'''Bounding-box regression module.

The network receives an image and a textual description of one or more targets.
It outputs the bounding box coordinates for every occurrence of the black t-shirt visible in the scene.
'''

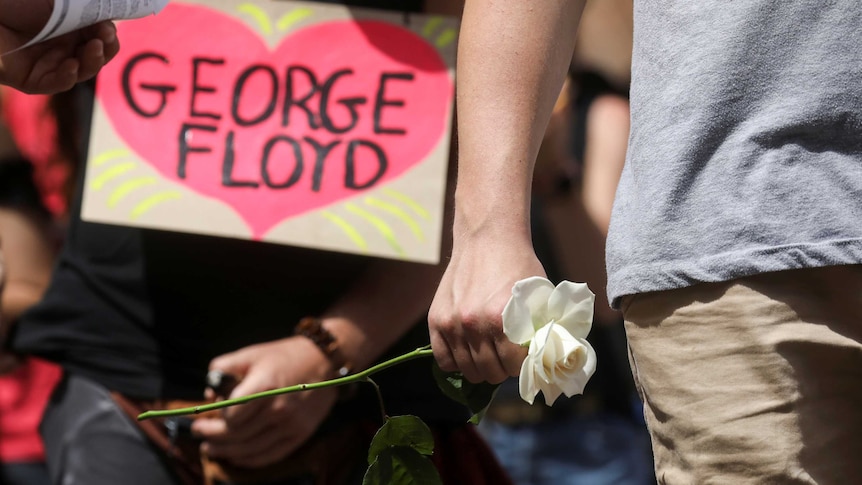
[11,0,465,423]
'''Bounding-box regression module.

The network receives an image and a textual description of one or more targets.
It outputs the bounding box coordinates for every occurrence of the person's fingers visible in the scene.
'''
[83,21,119,66]
[75,38,105,82]
[445,326,482,383]
[466,334,509,384]
[26,50,77,94]
[92,21,119,50]
[99,22,120,62]
[207,350,250,395]
[192,406,277,445]
[190,417,229,440]
[430,299,509,382]
[32,60,78,94]
[496,337,528,377]
[218,372,271,426]
[222,398,287,444]
[429,319,457,372]
[205,420,304,468]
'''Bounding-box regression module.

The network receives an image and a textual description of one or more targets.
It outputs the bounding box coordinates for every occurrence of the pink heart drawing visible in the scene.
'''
[97,3,452,238]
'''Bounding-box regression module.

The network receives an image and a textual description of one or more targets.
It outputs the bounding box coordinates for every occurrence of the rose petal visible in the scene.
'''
[546,325,583,381]
[502,277,555,345]
[518,354,540,405]
[531,323,555,384]
[556,339,597,397]
[532,323,566,406]
[548,281,595,338]
[537,378,564,406]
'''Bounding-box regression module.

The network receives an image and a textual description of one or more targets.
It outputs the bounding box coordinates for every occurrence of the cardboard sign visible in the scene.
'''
[82,0,457,263]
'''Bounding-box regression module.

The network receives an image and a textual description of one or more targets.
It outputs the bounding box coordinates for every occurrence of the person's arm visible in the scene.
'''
[428,0,586,384]
[0,0,119,94]
[0,210,53,323]
[0,207,55,373]
[189,258,448,468]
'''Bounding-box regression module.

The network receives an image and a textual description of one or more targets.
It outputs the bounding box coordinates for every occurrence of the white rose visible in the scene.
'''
[502,276,597,406]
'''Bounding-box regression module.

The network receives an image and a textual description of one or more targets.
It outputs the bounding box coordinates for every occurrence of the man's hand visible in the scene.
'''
[191,337,338,469]
[429,231,544,385]
[0,0,119,94]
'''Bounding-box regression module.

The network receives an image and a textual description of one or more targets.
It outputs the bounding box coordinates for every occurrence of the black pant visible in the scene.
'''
[40,374,183,485]
[0,463,51,485]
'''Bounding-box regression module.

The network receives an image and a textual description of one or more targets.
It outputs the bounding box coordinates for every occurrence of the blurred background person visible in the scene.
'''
[0,88,63,485]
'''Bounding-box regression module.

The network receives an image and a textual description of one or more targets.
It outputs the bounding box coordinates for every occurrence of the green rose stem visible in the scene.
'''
[137,347,434,421]
[365,377,388,422]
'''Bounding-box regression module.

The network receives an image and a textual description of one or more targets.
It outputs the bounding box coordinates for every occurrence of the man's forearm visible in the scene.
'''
[321,259,446,370]
[453,0,585,239]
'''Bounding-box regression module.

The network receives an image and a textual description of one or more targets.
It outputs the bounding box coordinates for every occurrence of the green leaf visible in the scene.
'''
[432,362,500,424]
[367,415,435,465]
[363,446,443,485]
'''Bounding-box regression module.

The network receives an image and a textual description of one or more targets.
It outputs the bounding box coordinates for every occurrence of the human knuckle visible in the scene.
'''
[459,311,486,331]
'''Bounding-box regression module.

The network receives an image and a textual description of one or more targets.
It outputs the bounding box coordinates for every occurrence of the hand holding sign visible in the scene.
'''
[0,0,120,93]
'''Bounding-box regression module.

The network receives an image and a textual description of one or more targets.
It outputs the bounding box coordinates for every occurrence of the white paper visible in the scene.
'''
[18,0,169,51]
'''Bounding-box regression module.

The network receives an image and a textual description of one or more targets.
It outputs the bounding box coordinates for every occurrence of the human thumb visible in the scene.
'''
[206,351,250,399]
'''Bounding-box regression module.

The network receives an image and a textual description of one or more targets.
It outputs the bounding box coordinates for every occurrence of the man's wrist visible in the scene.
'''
[452,201,533,248]
[453,182,532,238]
[294,317,352,378]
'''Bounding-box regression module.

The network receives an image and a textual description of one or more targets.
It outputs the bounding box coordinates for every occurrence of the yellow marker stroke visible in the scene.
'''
[108,177,158,208]
[130,191,182,219]
[381,188,429,220]
[422,17,443,38]
[92,148,131,167]
[345,203,404,256]
[436,28,457,48]
[238,3,272,35]
[322,211,368,251]
[277,8,313,32]
[364,196,423,242]
[90,162,137,190]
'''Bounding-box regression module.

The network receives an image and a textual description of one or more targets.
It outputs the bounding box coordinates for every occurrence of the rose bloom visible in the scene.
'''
[502,277,597,405]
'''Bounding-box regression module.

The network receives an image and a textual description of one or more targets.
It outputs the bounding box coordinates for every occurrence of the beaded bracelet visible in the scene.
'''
[294,316,352,378]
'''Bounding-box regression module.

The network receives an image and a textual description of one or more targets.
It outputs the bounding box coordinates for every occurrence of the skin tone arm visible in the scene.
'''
[0,0,119,94]
[0,209,55,373]
[0,210,54,324]
[428,0,586,384]
[190,258,451,468]
[581,95,629,238]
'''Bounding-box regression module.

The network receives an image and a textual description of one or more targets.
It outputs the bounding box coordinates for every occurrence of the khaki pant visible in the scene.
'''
[622,265,862,484]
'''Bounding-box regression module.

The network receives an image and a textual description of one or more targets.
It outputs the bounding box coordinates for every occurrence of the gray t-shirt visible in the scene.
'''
[606,1,862,307]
